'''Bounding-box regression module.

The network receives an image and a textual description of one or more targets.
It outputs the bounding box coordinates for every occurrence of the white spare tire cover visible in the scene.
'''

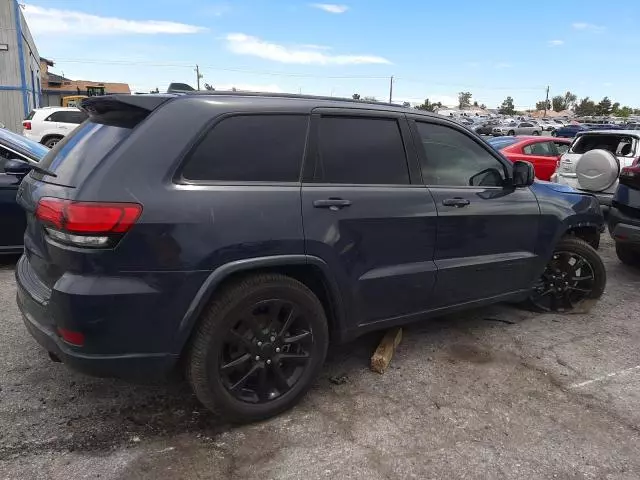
[575,149,620,192]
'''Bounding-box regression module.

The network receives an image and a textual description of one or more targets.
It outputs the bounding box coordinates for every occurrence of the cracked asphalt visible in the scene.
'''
[1,234,640,479]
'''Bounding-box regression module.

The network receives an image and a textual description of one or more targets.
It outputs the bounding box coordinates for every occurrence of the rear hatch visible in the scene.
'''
[17,94,173,291]
[557,132,638,188]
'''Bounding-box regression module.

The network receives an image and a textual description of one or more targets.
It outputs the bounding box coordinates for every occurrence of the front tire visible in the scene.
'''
[615,242,640,266]
[527,237,606,312]
[187,273,329,422]
[532,130,540,136]
[551,131,558,137]
[508,130,515,136]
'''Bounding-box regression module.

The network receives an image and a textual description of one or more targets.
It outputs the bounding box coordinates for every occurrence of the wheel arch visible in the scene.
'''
[40,133,63,146]
[175,255,348,356]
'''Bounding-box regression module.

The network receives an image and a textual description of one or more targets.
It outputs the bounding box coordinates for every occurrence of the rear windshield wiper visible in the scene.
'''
[31,164,57,177]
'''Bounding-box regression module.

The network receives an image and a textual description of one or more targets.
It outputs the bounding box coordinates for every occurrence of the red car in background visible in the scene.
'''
[487,136,572,181]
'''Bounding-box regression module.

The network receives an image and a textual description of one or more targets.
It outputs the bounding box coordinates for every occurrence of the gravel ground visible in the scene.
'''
[1,234,639,479]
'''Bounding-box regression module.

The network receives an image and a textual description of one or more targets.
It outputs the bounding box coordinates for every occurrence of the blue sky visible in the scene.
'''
[21,0,640,109]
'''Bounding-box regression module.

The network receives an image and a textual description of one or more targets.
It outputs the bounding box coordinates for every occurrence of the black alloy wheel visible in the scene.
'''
[188,274,328,422]
[219,299,314,404]
[528,238,606,312]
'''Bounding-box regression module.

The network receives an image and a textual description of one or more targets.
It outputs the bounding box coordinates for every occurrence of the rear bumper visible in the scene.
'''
[15,254,197,379]
[552,174,613,212]
[609,206,640,245]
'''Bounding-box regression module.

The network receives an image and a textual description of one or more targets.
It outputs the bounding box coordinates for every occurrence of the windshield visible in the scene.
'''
[487,136,518,150]
[0,128,48,161]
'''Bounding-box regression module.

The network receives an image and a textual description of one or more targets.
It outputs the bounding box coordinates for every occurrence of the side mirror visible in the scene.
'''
[513,160,535,187]
[4,158,32,176]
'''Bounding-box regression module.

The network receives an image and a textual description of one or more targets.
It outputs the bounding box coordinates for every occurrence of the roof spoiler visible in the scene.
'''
[80,95,174,128]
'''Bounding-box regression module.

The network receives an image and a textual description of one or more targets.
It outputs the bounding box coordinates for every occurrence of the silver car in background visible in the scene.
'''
[492,121,542,136]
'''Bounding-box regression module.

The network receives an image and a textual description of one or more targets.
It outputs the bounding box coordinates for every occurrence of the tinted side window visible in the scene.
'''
[58,111,88,124]
[313,116,409,184]
[416,122,506,187]
[182,115,308,182]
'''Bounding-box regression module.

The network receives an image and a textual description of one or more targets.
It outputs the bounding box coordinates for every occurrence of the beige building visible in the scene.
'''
[40,57,131,107]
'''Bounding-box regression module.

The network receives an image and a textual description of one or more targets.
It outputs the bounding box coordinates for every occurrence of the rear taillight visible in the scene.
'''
[619,166,640,189]
[35,197,142,248]
[57,327,85,346]
[22,121,31,130]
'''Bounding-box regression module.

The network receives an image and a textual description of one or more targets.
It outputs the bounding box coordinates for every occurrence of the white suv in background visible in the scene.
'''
[22,107,88,148]
[551,129,640,212]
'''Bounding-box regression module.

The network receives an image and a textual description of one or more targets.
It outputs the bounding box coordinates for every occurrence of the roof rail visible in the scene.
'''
[187,90,403,108]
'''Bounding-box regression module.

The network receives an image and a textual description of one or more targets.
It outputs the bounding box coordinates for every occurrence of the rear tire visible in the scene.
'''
[508,130,515,136]
[533,130,540,136]
[551,131,558,137]
[187,273,329,423]
[526,237,606,312]
[615,243,640,266]
[43,136,62,148]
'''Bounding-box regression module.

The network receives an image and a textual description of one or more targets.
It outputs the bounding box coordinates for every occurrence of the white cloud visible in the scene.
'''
[22,4,207,35]
[310,3,349,13]
[572,22,605,32]
[548,39,564,46]
[225,33,391,65]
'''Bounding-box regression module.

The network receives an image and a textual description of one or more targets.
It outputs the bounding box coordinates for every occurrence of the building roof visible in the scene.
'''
[40,57,54,67]
[47,72,71,84]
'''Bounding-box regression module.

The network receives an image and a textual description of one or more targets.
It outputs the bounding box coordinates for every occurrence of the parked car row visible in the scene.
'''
[9,92,607,423]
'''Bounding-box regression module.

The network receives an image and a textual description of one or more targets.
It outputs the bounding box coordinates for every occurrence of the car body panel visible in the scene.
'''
[0,128,47,253]
[23,107,87,145]
[13,93,606,378]
[492,122,542,136]
[554,130,640,201]
[498,136,571,181]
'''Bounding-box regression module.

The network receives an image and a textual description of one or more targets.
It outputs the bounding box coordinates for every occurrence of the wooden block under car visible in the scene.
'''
[370,327,403,374]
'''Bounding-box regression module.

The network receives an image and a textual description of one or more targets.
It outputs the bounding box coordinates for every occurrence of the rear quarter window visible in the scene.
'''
[181,114,309,183]
[570,134,637,156]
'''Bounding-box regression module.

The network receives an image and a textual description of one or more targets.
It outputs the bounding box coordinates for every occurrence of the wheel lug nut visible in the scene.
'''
[275,347,281,353]
[255,356,260,361]
[266,359,272,365]
[257,341,262,347]
[270,336,276,342]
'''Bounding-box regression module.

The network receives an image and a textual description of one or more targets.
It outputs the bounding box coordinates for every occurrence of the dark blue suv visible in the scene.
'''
[15,93,606,421]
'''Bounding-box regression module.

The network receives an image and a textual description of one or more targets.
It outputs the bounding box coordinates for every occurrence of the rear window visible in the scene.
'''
[570,134,636,157]
[25,110,35,121]
[33,122,131,186]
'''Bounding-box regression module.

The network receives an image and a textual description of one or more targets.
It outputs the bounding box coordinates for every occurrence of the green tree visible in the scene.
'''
[552,95,565,112]
[536,100,551,111]
[203,83,215,91]
[363,96,378,102]
[564,91,577,110]
[473,100,479,107]
[499,96,515,115]
[352,93,361,100]
[574,97,596,116]
[480,103,486,109]
[611,102,621,115]
[595,97,612,116]
[618,106,633,117]
[458,91,472,109]
[415,98,442,112]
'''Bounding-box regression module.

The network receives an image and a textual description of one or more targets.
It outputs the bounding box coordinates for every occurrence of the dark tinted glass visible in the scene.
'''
[523,141,555,156]
[313,116,409,184]
[182,115,308,182]
[416,122,506,187]
[49,110,87,124]
[34,122,131,186]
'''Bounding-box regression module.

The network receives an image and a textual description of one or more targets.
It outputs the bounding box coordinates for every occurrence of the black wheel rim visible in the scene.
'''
[529,250,596,312]
[218,299,314,404]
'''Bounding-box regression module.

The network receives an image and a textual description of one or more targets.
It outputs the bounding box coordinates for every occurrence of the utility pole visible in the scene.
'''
[543,85,549,117]
[195,65,203,90]
[389,76,394,103]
